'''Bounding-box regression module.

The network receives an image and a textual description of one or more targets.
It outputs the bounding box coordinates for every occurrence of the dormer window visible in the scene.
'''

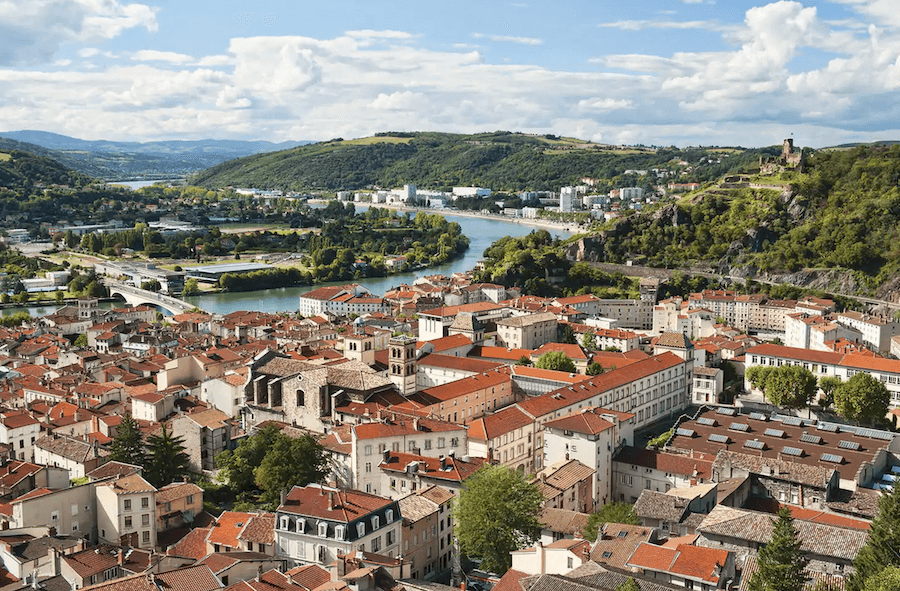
[318,523,328,537]
[385,510,394,524]
[279,516,290,530]
[357,523,366,537]
[371,516,380,530]
[335,525,345,540]
[296,518,305,533]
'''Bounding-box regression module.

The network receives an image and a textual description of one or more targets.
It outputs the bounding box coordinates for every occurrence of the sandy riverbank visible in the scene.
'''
[308,200,585,235]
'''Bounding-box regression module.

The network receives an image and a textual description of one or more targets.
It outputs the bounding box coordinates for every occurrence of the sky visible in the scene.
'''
[1,0,899,147]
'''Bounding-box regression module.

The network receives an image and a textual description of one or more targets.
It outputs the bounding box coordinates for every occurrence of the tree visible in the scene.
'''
[182,278,200,296]
[109,413,146,467]
[516,355,533,367]
[535,351,576,373]
[141,279,161,292]
[834,373,891,425]
[581,331,596,350]
[817,376,842,408]
[54,290,64,304]
[582,502,639,541]
[615,580,640,591]
[561,324,576,344]
[861,567,900,591]
[74,334,88,348]
[762,365,817,409]
[848,485,900,591]
[145,424,191,487]
[255,434,330,508]
[454,465,543,573]
[217,424,282,493]
[746,366,774,393]
[647,429,673,449]
[586,361,604,376]
[748,506,809,591]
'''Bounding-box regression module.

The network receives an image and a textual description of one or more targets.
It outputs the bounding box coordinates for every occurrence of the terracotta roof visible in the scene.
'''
[238,513,275,544]
[166,527,211,559]
[653,332,693,349]
[534,460,595,496]
[277,485,393,522]
[544,407,617,436]
[614,446,714,480]
[417,485,455,506]
[590,523,657,568]
[379,452,485,483]
[352,416,465,440]
[62,545,120,578]
[285,565,330,590]
[668,544,730,583]
[531,342,588,361]
[154,564,222,591]
[207,511,253,548]
[625,542,677,573]
[155,482,203,504]
[419,302,504,318]
[416,354,503,374]
[467,406,534,441]
[415,369,510,404]
[538,507,590,537]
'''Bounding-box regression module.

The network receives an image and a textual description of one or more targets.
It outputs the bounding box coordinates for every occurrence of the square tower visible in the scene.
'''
[389,335,417,396]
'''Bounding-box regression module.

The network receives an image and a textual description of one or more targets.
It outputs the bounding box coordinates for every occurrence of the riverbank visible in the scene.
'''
[310,200,585,235]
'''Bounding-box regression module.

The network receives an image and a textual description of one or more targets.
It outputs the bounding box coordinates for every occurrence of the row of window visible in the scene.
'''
[364,439,459,455]
[278,511,394,537]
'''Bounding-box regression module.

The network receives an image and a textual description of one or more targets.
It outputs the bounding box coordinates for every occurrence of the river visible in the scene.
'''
[181,212,575,315]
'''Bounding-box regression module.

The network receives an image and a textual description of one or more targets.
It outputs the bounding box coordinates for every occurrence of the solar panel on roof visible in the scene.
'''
[782,446,803,457]
[709,433,730,444]
[800,434,822,445]
[816,423,839,432]
[839,440,861,451]
[821,453,844,464]
[697,417,717,426]
[676,428,695,437]
[853,427,893,441]
[764,428,785,438]
[744,440,766,450]
[729,423,750,432]
[782,417,803,427]
[749,412,768,421]
[716,407,737,416]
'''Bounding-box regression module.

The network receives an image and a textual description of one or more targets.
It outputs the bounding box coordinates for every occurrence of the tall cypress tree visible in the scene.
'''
[749,506,809,591]
[145,424,191,487]
[848,485,900,591]
[109,413,146,468]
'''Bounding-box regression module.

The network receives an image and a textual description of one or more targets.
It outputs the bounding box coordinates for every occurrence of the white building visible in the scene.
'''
[835,311,900,353]
[274,484,402,566]
[559,187,577,213]
[95,473,157,549]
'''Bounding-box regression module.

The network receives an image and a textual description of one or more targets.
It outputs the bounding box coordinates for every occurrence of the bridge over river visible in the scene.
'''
[102,279,198,315]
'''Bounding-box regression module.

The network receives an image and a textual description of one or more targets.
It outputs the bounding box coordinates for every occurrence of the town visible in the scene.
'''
[0,251,891,591]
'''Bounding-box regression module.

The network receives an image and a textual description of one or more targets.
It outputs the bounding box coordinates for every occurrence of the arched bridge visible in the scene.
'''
[102,280,199,315]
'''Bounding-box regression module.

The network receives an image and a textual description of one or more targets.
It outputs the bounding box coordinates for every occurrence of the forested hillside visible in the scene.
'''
[564,145,900,296]
[192,131,775,192]
[0,149,92,190]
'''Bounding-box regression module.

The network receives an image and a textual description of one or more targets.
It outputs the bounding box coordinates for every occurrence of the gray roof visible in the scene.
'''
[35,436,109,463]
[11,536,81,562]
[633,490,690,523]
[398,494,438,524]
[256,356,392,392]
[496,312,557,328]
[696,505,868,561]
[712,450,835,489]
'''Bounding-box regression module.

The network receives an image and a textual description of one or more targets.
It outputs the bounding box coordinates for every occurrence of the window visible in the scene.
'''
[371,516,380,530]
[365,462,372,473]
[318,523,328,537]
[141,497,149,509]
[296,390,305,406]
[335,526,345,540]
[386,509,394,523]
[424,440,432,450]
[142,514,149,526]
[357,523,366,537]
[187,495,194,504]
[124,499,132,511]
[365,445,372,456]
[71,504,78,516]
[386,530,395,545]
[280,516,290,530]
[124,516,132,529]
[371,536,381,553]
[438,437,445,449]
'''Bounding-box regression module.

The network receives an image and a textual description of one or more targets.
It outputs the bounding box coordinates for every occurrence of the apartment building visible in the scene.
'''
[95,474,157,549]
[835,311,900,353]
[496,313,558,350]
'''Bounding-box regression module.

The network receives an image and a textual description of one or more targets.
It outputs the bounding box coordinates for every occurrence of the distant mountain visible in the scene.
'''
[191,130,764,192]
[0,130,314,181]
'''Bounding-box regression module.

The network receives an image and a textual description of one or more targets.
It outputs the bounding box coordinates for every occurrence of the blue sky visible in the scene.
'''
[1,0,898,147]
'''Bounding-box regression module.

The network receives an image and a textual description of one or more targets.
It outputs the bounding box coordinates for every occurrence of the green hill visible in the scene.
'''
[560,144,900,297]
[0,147,92,190]
[191,131,774,192]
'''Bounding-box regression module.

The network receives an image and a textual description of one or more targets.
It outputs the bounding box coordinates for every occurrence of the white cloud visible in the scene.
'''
[0,0,157,65]
[577,98,634,111]
[472,33,542,46]
[370,91,427,110]
[131,50,194,64]
[598,20,731,32]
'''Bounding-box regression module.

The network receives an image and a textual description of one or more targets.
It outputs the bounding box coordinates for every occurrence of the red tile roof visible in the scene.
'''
[467,406,534,441]
[669,544,731,583]
[167,527,211,559]
[544,407,618,435]
[207,511,253,548]
[278,485,392,522]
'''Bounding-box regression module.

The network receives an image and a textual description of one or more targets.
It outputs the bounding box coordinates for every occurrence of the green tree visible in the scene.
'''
[182,278,200,296]
[454,465,543,573]
[586,361,604,376]
[141,279,161,292]
[217,424,283,492]
[561,324,576,344]
[615,580,640,591]
[255,433,330,508]
[861,567,900,591]
[54,290,64,304]
[848,486,900,591]
[535,351,576,373]
[516,355,533,367]
[74,333,88,347]
[109,413,146,467]
[817,376,842,408]
[145,424,191,487]
[582,502,639,542]
[748,506,809,591]
[581,331,596,350]
[834,373,891,425]
[746,366,774,393]
[762,365,817,409]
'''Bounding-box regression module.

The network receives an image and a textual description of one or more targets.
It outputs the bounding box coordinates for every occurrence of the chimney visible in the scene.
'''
[413,418,419,431]
[280,489,287,506]
[256,565,263,583]
[92,439,99,459]
[117,548,124,566]
[538,541,545,574]
[383,449,390,463]
[440,457,447,470]
[328,491,335,511]
[48,547,59,576]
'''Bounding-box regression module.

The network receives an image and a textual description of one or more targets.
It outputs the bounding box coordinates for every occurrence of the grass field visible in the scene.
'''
[0,153,11,162]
